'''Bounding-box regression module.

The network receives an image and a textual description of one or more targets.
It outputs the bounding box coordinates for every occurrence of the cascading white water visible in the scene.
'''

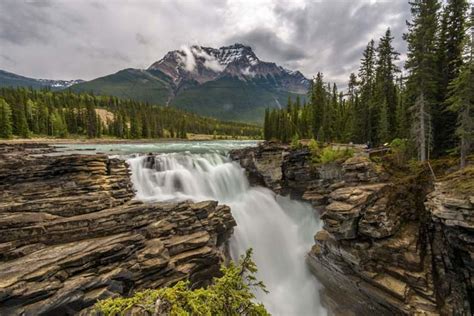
[128,151,327,316]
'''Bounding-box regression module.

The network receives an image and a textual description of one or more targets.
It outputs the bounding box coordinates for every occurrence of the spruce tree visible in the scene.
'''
[446,7,473,168]
[375,28,400,137]
[447,60,473,168]
[12,101,30,138]
[0,98,13,138]
[263,108,270,140]
[311,72,326,140]
[377,100,390,144]
[357,40,376,144]
[395,76,410,139]
[404,0,441,161]
[434,0,470,155]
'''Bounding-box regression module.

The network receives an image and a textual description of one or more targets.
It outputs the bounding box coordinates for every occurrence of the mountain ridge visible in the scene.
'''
[148,43,309,96]
[0,69,84,90]
[1,44,310,123]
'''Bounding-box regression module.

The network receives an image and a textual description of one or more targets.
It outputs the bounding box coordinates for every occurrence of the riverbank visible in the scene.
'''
[230,141,474,315]
[0,134,261,145]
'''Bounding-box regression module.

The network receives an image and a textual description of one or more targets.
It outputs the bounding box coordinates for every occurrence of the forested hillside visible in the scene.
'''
[265,0,472,165]
[70,44,309,123]
[0,87,261,139]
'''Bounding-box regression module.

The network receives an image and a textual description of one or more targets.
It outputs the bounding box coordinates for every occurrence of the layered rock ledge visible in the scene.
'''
[231,142,473,315]
[0,144,235,315]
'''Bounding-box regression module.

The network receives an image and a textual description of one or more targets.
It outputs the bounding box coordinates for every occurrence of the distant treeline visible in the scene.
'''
[0,87,262,139]
[265,0,473,166]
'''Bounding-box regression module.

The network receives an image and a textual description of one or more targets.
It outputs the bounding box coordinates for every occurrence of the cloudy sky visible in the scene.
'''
[0,0,411,85]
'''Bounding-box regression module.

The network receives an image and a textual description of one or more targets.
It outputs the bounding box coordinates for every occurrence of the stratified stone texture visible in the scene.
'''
[231,142,473,315]
[0,144,235,315]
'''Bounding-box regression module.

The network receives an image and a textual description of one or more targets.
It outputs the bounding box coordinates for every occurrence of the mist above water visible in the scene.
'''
[126,145,326,315]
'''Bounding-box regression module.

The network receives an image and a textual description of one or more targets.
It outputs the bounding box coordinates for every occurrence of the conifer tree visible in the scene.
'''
[395,76,410,139]
[446,7,473,168]
[357,40,376,144]
[447,60,473,168]
[434,0,470,155]
[404,0,440,161]
[263,108,270,140]
[311,72,326,140]
[324,83,338,141]
[292,96,300,137]
[11,100,30,138]
[377,100,390,144]
[0,98,13,138]
[375,28,400,136]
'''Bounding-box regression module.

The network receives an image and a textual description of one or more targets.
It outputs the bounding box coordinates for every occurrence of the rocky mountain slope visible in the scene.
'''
[71,44,310,123]
[230,142,473,315]
[0,144,235,315]
[0,69,83,90]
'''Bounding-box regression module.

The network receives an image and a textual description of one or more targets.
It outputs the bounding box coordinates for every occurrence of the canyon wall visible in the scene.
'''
[0,144,235,315]
[231,142,473,315]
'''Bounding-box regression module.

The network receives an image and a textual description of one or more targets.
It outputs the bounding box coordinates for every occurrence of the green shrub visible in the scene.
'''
[307,139,321,163]
[318,146,354,164]
[95,249,269,316]
[309,142,354,165]
[308,139,319,152]
[389,138,411,166]
[290,134,303,149]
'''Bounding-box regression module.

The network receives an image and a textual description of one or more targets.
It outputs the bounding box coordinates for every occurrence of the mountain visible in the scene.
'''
[0,69,84,90]
[71,44,310,123]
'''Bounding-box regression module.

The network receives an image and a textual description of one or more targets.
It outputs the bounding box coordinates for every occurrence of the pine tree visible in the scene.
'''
[348,73,361,142]
[37,102,49,135]
[85,103,97,138]
[434,0,470,155]
[292,96,300,137]
[324,83,338,141]
[446,7,473,168]
[12,101,30,138]
[0,98,13,138]
[25,99,39,134]
[357,40,376,144]
[51,109,68,137]
[263,108,270,140]
[375,28,400,137]
[447,60,473,168]
[395,76,410,139]
[377,99,390,144]
[311,72,326,140]
[404,0,441,161]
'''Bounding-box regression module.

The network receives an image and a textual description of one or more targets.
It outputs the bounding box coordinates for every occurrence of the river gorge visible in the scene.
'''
[0,140,472,315]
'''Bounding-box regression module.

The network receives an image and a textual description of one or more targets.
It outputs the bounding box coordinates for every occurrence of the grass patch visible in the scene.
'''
[307,139,354,165]
[441,166,474,196]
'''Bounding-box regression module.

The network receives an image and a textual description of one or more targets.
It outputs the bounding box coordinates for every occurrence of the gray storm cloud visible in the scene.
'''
[0,0,411,86]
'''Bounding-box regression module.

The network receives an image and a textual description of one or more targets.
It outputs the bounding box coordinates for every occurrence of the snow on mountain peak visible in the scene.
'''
[147,43,310,93]
[150,43,261,74]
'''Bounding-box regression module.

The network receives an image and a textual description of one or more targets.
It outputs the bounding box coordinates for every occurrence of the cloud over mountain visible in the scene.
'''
[0,0,410,86]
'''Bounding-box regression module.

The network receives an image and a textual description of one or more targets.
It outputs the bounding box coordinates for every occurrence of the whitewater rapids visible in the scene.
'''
[127,151,327,315]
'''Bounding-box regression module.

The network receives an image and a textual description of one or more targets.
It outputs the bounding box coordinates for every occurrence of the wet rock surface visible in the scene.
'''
[231,142,473,315]
[0,143,236,315]
[229,141,289,193]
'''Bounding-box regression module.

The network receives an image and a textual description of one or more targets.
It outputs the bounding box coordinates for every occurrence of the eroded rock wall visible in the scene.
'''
[231,142,473,315]
[0,144,236,315]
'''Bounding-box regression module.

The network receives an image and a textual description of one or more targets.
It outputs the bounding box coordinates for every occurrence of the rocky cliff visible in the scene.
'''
[231,142,473,315]
[0,144,235,315]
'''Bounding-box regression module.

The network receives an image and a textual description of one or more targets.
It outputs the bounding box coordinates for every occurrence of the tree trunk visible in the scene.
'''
[419,93,427,161]
[460,104,470,169]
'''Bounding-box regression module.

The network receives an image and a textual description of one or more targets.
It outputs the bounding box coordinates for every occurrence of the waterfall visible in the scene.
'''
[128,152,327,316]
